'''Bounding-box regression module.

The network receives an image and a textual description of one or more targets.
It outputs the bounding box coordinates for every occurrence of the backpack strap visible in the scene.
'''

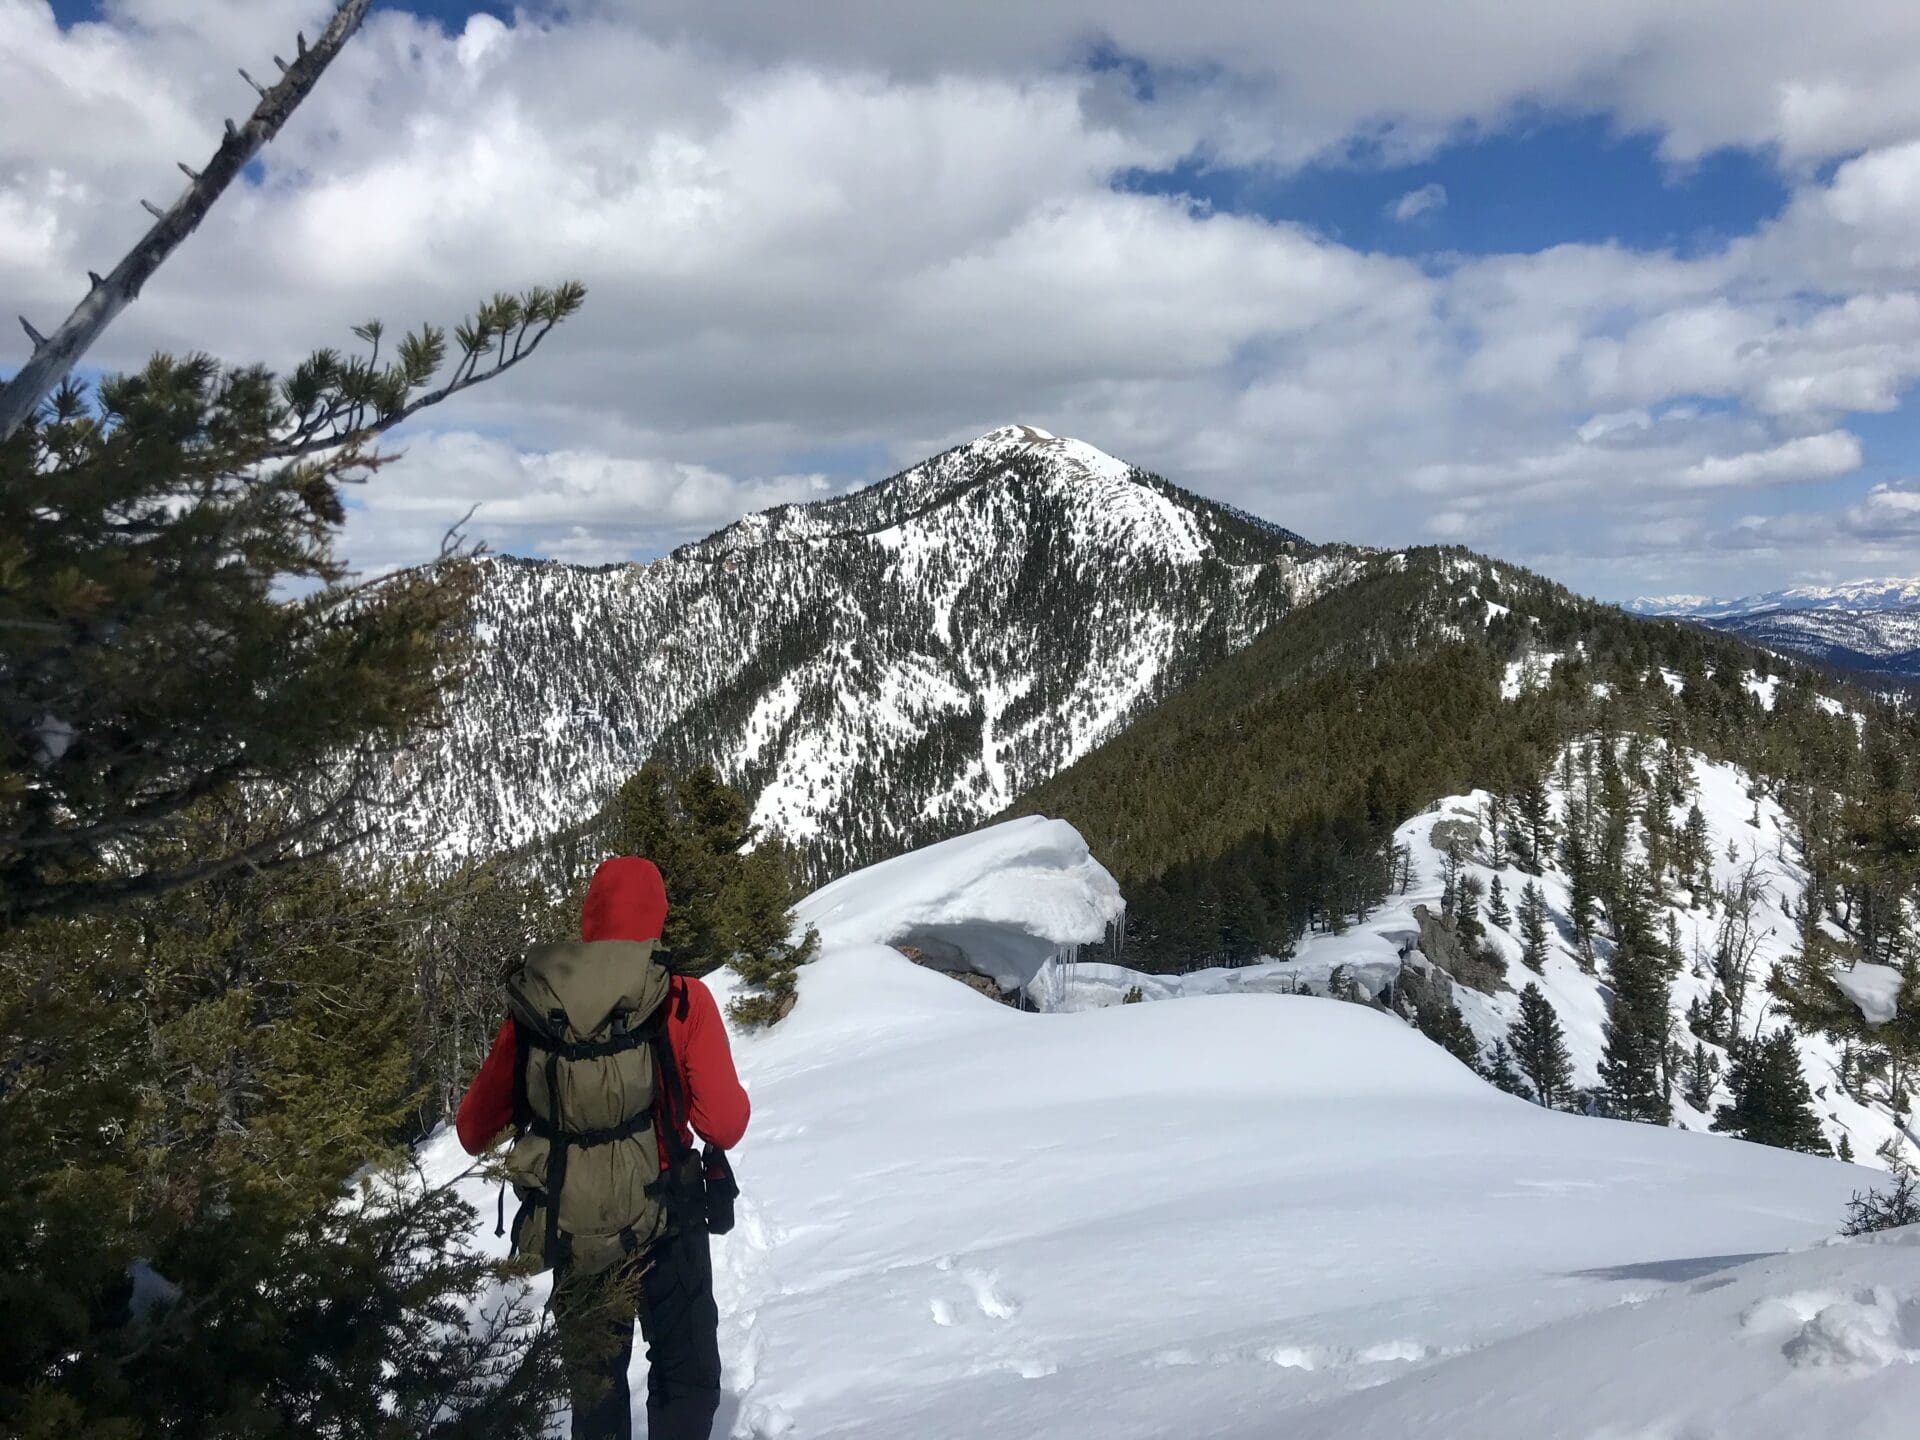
[497,1019,535,1239]
[642,984,705,1230]
[539,1009,571,1272]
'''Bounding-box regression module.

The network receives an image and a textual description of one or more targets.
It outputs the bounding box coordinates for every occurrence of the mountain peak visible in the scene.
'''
[965,423,1134,488]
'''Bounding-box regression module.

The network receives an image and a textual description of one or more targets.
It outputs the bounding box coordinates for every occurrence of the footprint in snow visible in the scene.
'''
[1744,1286,1920,1371]
[1259,1339,1442,1372]
[963,1269,1020,1320]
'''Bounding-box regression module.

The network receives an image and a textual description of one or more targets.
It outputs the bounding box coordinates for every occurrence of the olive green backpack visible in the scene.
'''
[496,936,701,1276]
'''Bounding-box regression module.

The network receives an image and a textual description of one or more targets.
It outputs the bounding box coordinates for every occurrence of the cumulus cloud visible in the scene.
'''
[5,2,1920,590]
[1388,183,1447,223]
[340,431,835,570]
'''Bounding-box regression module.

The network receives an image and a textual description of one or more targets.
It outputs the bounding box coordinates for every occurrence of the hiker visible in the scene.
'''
[457,856,750,1440]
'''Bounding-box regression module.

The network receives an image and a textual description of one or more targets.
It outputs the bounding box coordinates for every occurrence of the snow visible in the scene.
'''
[1059,955,1401,1009]
[1282,1228,1920,1439]
[1839,963,1904,1025]
[1061,747,1916,1170]
[1645,577,1920,618]
[790,816,1124,991]
[1501,650,1561,699]
[425,935,1899,1438]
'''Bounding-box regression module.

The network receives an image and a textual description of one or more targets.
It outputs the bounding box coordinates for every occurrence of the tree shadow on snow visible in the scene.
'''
[1568,1252,1775,1284]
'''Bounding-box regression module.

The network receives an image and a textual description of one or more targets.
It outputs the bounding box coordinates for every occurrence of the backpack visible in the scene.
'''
[497,936,702,1276]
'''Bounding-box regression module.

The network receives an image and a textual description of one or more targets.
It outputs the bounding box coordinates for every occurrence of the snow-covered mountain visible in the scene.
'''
[390,426,1358,874]
[421,819,1907,1437]
[1632,579,1920,618]
[1632,581,1920,679]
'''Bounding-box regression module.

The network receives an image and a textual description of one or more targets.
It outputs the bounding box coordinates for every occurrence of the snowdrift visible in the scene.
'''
[426,934,1903,1437]
[790,815,1124,991]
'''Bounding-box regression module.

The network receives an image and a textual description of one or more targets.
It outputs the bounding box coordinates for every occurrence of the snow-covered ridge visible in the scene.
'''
[420,816,1895,1436]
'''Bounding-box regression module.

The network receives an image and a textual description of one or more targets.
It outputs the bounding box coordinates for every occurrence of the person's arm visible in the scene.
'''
[455,1017,517,1155]
[678,980,751,1149]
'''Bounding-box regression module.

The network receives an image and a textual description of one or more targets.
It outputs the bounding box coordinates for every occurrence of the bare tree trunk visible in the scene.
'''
[0,0,373,440]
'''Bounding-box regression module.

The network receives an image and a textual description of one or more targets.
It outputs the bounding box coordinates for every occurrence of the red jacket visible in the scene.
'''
[455,856,750,1162]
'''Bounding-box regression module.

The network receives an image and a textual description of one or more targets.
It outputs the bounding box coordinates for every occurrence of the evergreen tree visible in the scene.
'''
[603,761,817,1024]
[1681,1041,1720,1112]
[1711,1029,1832,1156]
[0,825,565,1432]
[1481,1037,1532,1098]
[1598,873,1674,1125]
[1564,817,1599,972]
[1679,804,1713,902]
[1415,990,1483,1070]
[1487,874,1512,930]
[1518,879,1550,973]
[1509,982,1576,1110]
[0,98,586,1420]
[1456,872,1485,942]
[2,287,584,924]
[1510,771,1553,875]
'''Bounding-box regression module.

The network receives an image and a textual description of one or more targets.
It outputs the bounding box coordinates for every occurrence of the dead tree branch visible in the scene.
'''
[0,0,373,440]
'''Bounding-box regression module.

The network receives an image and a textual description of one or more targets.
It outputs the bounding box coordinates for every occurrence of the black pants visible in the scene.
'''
[554,1226,722,1440]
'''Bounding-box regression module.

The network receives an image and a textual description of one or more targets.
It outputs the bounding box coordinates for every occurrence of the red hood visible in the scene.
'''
[580,856,668,944]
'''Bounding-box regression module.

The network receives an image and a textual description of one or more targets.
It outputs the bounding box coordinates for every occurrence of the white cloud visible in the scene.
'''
[1388,182,1447,223]
[1679,431,1863,489]
[339,430,835,571]
[6,3,1920,593]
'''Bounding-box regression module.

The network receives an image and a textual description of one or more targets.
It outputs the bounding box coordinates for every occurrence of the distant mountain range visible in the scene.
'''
[1629,582,1920,680]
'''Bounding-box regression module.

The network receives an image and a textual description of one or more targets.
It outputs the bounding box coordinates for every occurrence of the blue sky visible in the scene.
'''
[1124,113,1794,263]
[10,1,1920,597]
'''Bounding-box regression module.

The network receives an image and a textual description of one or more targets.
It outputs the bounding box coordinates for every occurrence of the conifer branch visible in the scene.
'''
[0,0,374,441]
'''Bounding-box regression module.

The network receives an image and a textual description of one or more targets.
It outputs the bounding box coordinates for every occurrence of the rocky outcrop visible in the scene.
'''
[1412,903,1507,996]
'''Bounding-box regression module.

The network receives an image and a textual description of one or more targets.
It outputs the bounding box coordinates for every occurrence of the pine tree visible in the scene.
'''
[1711,1029,1832,1156]
[1456,873,1485,942]
[1416,990,1483,1070]
[3,287,585,924]
[1487,874,1512,930]
[1681,1041,1720,1111]
[0,830,566,1432]
[1838,1133,1855,1163]
[1680,804,1712,903]
[1510,771,1552,875]
[1518,879,1550,973]
[1508,982,1576,1109]
[1481,1037,1532,1098]
[603,761,817,1024]
[1598,873,1674,1125]
[1564,818,1598,972]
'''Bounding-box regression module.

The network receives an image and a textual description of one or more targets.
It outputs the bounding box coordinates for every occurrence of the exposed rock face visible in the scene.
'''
[1412,903,1507,996]
[897,946,1022,1008]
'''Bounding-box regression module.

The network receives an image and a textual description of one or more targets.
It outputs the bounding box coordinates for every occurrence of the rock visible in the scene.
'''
[898,946,1023,1008]
[1412,903,1507,996]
